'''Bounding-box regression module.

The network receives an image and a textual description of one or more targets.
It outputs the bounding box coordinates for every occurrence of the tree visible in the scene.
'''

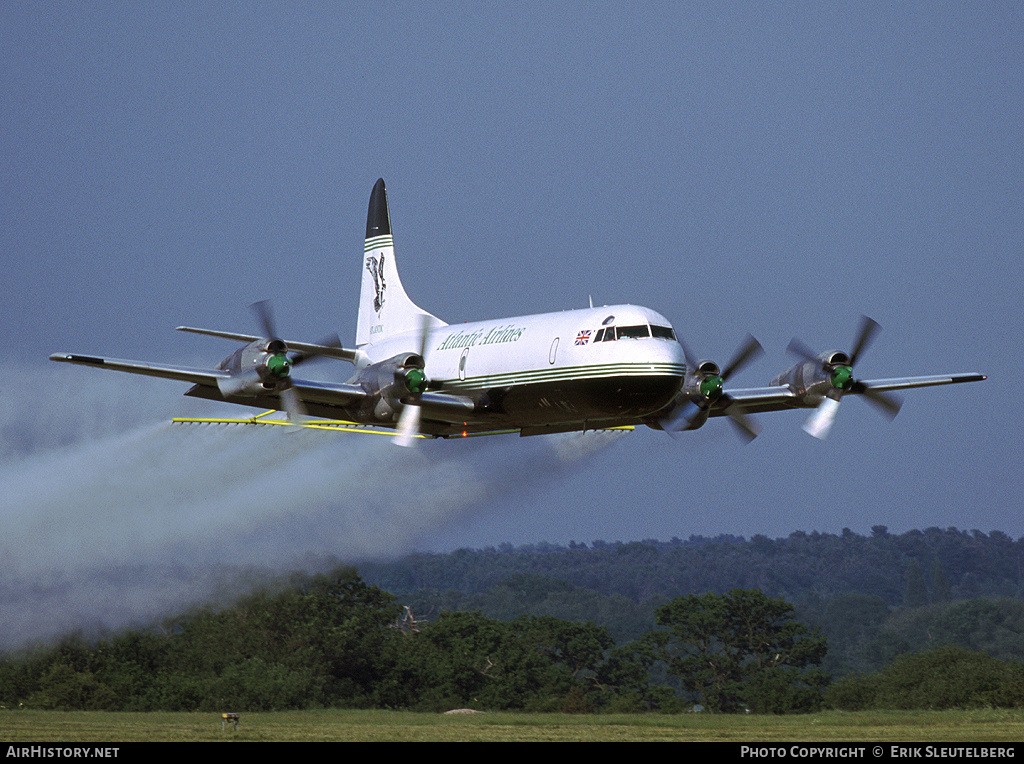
[930,558,951,603]
[26,663,117,710]
[594,638,684,713]
[904,560,928,608]
[825,646,1024,710]
[645,589,827,713]
[402,611,614,712]
[144,567,401,710]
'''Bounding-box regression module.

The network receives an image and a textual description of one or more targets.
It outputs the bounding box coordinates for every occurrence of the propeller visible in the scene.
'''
[251,300,306,421]
[662,334,764,442]
[253,300,343,369]
[787,315,903,439]
[218,301,342,422]
[393,315,433,447]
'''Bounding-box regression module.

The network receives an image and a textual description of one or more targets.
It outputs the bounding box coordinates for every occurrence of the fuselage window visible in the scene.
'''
[594,328,605,342]
[617,325,651,339]
[651,325,676,340]
[603,327,616,341]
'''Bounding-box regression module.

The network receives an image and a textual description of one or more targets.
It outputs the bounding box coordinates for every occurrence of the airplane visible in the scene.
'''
[50,178,986,446]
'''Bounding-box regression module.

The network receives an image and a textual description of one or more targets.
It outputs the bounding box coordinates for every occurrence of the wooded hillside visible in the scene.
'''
[2,526,1022,713]
[356,525,1024,676]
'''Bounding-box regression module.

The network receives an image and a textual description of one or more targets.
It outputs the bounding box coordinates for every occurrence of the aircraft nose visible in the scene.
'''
[649,335,687,371]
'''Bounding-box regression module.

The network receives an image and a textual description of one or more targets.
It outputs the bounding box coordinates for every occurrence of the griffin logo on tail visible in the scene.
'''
[365,254,386,313]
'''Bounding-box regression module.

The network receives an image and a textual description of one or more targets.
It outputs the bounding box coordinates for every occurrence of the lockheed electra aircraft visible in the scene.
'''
[51,178,986,446]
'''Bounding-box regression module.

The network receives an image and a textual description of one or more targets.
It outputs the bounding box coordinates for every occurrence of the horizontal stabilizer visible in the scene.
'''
[176,326,358,363]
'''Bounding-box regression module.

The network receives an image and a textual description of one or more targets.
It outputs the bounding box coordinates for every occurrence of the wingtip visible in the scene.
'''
[49,353,104,365]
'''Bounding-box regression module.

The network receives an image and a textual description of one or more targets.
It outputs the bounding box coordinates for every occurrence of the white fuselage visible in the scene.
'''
[360,304,686,432]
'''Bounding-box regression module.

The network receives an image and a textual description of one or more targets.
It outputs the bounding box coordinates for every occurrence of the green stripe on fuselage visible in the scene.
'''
[441,362,685,392]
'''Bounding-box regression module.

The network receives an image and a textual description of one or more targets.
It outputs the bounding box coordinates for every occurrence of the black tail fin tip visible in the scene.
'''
[366,178,391,238]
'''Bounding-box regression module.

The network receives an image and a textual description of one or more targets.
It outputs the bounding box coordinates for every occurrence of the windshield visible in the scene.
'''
[594,324,676,342]
[651,325,676,340]
[616,325,651,339]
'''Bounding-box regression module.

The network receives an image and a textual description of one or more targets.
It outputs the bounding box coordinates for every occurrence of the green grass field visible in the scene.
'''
[3,709,1024,742]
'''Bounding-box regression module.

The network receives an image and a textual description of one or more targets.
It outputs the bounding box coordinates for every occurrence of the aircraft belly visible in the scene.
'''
[459,371,681,428]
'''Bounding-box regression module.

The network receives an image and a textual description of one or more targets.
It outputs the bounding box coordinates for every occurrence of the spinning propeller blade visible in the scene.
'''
[802,395,840,439]
[250,300,304,421]
[789,316,902,439]
[217,301,342,421]
[392,314,433,447]
[393,401,422,447]
[663,334,763,442]
[251,299,278,344]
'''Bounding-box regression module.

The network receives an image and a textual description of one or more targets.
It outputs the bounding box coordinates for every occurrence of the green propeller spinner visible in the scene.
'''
[405,367,427,394]
[266,352,292,379]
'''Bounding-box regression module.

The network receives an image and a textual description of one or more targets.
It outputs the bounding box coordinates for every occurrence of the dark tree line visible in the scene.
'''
[358,527,1024,610]
[3,566,1023,714]
[355,526,1024,677]
[826,646,1024,711]
[5,525,1024,713]
[0,570,830,713]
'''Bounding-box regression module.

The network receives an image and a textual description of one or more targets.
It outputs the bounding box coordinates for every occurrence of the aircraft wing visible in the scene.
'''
[49,353,232,386]
[851,373,987,393]
[49,351,367,407]
[286,378,369,406]
[717,372,986,416]
[48,351,479,426]
[713,385,800,415]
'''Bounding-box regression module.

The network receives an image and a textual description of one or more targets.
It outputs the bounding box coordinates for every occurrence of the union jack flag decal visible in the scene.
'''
[575,329,592,345]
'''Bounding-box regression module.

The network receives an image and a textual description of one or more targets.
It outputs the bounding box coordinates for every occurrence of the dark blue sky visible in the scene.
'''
[4,2,1020,553]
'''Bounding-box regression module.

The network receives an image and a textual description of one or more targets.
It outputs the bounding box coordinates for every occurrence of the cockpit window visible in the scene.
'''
[587,324,674,345]
[616,325,651,339]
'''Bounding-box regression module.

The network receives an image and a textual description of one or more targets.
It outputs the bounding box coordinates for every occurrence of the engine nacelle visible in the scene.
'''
[693,360,721,377]
[771,350,850,405]
[351,352,427,422]
[217,339,293,395]
[686,359,722,401]
[662,359,723,431]
[682,404,710,430]
[648,334,763,440]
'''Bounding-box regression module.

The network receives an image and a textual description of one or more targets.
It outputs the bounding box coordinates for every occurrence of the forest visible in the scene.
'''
[2,526,1023,714]
[357,525,1024,675]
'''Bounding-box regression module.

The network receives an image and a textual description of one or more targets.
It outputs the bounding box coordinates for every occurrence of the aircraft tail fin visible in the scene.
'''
[357,178,446,347]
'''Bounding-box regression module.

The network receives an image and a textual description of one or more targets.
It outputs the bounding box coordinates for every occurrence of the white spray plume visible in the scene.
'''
[0,364,627,649]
